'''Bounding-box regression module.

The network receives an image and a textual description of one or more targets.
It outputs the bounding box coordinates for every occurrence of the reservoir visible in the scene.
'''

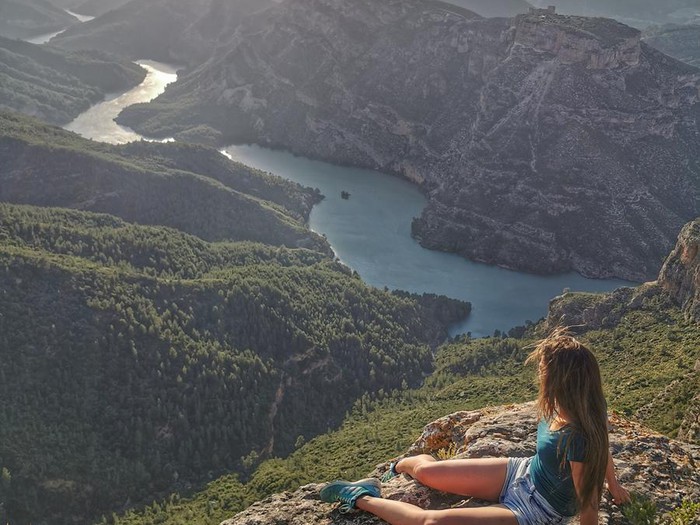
[64,61,633,337]
[223,145,633,337]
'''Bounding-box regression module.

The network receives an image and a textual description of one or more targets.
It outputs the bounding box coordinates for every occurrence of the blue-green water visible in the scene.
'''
[61,57,634,339]
[224,144,635,338]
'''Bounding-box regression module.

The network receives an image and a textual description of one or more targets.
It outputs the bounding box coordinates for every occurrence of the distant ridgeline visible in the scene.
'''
[111,217,700,525]
[0,37,146,125]
[643,23,700,68]
[48,0,132,18]
[0,0,77,40]
[531,0,698,25]
[114,0,700,282]
[51,0,275,66]
[0,113,469,524]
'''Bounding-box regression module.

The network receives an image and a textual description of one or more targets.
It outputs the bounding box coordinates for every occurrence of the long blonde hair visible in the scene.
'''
[526,328,608,509]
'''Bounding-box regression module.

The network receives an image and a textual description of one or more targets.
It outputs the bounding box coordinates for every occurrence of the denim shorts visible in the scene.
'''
[499,457,569,525]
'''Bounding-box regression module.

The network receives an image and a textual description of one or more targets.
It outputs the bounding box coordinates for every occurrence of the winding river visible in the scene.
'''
[64,62,634,337]
[25,10,95,45]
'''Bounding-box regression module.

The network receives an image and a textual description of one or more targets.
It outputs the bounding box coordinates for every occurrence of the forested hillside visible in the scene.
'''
[0,203,469,524]
[0,0,77,39]
[0,37,145,125]
[111,219,700,525]
[0,111,326,251]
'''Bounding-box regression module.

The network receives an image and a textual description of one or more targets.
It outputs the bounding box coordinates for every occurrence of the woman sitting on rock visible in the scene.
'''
[320,329,630,525]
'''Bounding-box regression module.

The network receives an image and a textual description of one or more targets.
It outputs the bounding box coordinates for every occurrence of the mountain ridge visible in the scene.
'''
[0,0,77,39]
[0,36,146,125]
[0,111,327,251]
[116,0,700,281]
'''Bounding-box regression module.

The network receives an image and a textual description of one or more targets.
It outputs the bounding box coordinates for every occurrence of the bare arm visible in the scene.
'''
[605,450,630,505]
[570,461,599,525]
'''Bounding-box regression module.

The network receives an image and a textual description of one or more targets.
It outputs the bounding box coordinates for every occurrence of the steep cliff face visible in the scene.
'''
[221,403,700,525]
[120,0,700,281]
[659,218,700,322]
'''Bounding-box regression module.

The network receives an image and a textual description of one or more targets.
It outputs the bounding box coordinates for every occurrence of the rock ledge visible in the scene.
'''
[222,403,700,525]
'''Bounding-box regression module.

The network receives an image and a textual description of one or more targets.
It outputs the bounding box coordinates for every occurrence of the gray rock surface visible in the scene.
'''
[120,0,700,281]
[659,218,700,322]
[221,403,700,525]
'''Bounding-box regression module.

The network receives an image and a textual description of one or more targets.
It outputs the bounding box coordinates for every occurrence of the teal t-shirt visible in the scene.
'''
[529,419,587,516]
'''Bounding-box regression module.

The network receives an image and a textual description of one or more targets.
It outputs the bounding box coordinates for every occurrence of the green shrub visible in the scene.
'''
[623,494,657,525]
[665,500,700,525]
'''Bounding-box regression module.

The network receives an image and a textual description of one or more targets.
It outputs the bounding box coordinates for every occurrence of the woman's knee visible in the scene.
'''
[412,459,440,485]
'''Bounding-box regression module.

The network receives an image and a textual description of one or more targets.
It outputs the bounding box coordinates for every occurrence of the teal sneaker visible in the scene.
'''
[319,478,382,513]
[380,461,400,482]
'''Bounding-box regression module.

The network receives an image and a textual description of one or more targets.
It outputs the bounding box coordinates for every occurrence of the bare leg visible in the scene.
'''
[357,496,518,525]
[395,455,509,501]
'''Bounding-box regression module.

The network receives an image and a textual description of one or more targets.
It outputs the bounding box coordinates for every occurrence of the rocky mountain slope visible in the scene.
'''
[0,36,145,124]
[659,218,700,322]
[0,0,77,39]
[223,403,700,525]
[117,0,700,281]
[52,0,275,66]
[644,23,700,67]
[443,0,531,18]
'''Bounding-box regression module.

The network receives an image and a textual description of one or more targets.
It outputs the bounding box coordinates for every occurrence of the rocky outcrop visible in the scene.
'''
[513,13,641,68]
[544,217,700,329]
[119,0,700,281]
[221,403,700,525]
[544,284,662,332]
[531,0,699,26]
[659,218,700,322]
